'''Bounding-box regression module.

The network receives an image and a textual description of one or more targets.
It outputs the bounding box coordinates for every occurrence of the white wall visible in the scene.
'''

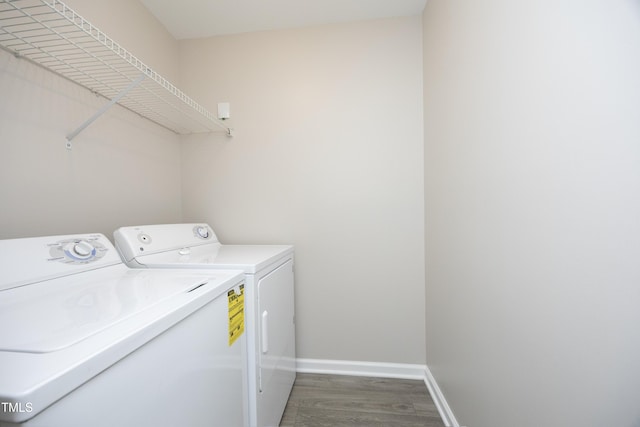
[178,17,426,364]
[423,1,640,426]
[0,0,182,239]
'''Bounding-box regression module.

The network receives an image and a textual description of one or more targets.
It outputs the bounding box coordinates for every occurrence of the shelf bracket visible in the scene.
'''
[65,73,146,149]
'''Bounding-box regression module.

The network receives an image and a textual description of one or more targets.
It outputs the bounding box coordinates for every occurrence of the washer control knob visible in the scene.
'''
[50,237,106,264]
[73,241,94,258]
[62,240,96,261]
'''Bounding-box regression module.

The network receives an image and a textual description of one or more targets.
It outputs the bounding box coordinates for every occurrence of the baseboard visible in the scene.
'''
[423,365,461,427]
[295,358,460,427]
[296,358,427,379]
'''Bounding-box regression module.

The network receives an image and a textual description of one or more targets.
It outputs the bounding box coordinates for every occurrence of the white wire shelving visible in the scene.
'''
[0,0,231,147]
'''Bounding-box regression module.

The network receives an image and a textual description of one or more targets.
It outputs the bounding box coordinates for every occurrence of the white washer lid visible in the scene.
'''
[0,264,245,423]
[0,264,226,353]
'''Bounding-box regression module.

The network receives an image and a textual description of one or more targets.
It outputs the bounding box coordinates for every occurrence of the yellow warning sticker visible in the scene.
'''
[228,284,245,346]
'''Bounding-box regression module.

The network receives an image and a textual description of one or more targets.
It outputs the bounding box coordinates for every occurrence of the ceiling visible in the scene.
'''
[140,0,428,40]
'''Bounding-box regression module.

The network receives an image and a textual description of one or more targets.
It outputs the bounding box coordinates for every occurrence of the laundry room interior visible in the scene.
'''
[1,1,639,426]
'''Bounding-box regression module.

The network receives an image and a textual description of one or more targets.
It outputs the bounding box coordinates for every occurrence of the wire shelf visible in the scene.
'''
[0,0,230,138]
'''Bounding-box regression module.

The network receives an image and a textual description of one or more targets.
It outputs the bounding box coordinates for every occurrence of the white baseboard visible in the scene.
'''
[295,358,460,427]
[296,358,427,379]
[423,365,461,427]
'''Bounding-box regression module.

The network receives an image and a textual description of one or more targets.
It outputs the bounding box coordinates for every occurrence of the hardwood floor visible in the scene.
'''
[279,373,446,427]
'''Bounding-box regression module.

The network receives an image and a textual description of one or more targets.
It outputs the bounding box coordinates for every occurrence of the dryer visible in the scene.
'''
[114,223,295,427]
[0,233,247,427]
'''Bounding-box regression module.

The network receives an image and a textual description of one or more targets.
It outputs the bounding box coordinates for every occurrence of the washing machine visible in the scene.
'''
[0,233,248,427]
[114,223,295,427]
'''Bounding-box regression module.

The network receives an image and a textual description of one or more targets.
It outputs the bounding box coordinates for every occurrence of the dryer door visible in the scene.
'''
[257,258,295,427]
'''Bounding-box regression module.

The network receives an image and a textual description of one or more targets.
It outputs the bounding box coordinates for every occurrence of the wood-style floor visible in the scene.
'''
[279,373,446,427]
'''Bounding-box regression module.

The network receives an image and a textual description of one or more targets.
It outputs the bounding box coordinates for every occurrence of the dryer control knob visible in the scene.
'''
[137,233,152,244]
[195,226,209,239]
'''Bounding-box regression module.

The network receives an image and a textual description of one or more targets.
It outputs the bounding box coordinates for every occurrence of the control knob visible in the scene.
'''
[65,240,95,260]
[195,226,209,239]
